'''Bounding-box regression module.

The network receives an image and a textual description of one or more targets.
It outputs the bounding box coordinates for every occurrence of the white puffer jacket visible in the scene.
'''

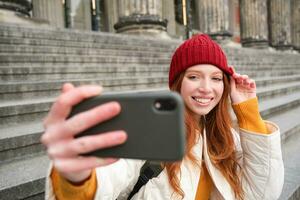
[45,121,284,200]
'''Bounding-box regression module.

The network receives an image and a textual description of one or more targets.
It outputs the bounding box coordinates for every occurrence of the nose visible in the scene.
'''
[198,78,212,93]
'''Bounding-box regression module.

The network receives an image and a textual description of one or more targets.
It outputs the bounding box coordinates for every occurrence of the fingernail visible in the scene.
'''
[114,131,127,142]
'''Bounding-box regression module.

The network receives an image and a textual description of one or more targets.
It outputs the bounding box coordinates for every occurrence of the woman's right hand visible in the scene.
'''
[41,83,127,183]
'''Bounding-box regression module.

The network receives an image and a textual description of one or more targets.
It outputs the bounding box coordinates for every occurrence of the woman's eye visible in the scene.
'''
[212,77,223,81]
[188,75,197,80]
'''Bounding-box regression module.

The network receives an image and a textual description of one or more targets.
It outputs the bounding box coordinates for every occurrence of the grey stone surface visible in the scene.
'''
[279,131,300,200]
[259,91,300,118]
[0,154,49,199]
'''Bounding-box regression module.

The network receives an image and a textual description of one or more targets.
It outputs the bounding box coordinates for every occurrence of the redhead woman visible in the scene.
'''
[42,34,284,200]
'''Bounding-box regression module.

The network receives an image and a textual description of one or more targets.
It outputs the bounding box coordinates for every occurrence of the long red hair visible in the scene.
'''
[163,72,243,199]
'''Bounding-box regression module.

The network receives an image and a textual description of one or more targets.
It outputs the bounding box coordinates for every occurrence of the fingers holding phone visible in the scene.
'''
[40,83,127,182]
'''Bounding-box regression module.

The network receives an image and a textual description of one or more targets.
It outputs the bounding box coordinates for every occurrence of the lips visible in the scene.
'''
[192,96,213,105]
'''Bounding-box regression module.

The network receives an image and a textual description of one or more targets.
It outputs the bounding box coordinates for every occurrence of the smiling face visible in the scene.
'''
[180,64,224,120]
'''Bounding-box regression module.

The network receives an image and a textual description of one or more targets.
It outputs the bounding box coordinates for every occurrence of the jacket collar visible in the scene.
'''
[202,129,235,199]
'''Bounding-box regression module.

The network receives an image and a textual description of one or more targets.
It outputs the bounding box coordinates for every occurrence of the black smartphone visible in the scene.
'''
[69,90,186,161]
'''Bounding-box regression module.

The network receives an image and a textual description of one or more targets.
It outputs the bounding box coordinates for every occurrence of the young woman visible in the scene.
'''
[42,34,284,199]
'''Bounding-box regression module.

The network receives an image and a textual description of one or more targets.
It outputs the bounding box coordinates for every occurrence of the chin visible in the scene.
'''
[191,108,212,116]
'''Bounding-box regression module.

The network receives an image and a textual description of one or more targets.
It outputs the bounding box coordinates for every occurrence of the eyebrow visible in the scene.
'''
[186,70,223,75]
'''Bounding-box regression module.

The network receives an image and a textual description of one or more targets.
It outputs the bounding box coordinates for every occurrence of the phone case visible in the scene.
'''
[69,91,185,161]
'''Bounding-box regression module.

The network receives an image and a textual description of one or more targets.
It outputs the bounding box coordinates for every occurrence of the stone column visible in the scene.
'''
[114,0,169,38]
[268,0,292,50]
[32,0,64,28]
[162,0,176,37]
[228,0,241,43]
[69,0,92,30]
[104,0,119,32]
[291,0,300,51]
[239,0,269,48]
[194,0,232,40]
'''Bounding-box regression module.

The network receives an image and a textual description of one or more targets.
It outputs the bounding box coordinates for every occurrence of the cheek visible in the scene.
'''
[180,79,190,96]
[215,84,224,100]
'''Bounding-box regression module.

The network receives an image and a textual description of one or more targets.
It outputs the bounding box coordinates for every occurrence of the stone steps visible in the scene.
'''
[1,64,300,82]
[0,153,49,200]
[1,74,299,101]
[1,23,299,61]
[255,75,300,87]
[259,91,300,119]
[0,53,171,65]
[0,43,296,67]
[279,131,300,200]
[2,35,297,66]
[0,121,44,163]
[0,65,165,82]
[0,65,169,82]
[0,45,173,59]
[0,23,179,46]
[0,44,174,56]
[2,52,297,65]
[0,76,168,101]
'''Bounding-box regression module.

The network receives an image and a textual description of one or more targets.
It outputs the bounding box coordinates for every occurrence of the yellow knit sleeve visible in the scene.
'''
[50,168,97,200]
[232,97,269,134]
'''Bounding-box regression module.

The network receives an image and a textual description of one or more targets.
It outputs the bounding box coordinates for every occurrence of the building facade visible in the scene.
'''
[0,0,299,51]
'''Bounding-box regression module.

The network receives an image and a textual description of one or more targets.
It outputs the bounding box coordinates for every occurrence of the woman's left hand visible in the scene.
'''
[230,68,257,104]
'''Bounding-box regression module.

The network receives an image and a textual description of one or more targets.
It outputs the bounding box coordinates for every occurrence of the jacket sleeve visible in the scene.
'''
[44,159,145,200]
[236,122,284,200]
[232,98,284,199]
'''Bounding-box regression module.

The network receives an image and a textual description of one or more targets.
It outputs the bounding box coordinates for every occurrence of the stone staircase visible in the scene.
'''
[0,23,299,200]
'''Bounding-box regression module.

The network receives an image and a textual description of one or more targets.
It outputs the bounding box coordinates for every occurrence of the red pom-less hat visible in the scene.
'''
[168,34,234,88]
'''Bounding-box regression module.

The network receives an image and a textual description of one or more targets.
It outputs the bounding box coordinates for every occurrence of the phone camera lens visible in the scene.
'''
[154,102,162,109]
[154,99,176,111]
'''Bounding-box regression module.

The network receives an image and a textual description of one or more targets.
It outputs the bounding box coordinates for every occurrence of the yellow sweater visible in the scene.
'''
[51,97,269,200]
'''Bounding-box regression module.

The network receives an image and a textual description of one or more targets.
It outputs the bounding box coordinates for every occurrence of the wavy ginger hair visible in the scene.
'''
[162,71,244,199]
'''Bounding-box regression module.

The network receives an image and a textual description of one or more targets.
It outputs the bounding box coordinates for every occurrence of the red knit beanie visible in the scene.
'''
[169,34,233,88]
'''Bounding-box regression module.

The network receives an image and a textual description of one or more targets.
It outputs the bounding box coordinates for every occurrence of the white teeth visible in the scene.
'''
[193,97,211,104]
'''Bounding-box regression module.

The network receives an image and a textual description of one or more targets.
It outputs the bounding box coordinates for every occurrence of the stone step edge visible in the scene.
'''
[0,76,169,94]
[2,44,299,60]
[0,23,180,43]
[0,64,299,70]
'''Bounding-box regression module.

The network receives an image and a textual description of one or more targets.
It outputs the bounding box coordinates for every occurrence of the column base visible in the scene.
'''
[0,9,50,27]
[208,31,232,40]
[241,38,269,49]
[114,14,170,39]
[292,46,300,52]
[0,0,31,16]
[271,44,293,51]
[115,24,171,39]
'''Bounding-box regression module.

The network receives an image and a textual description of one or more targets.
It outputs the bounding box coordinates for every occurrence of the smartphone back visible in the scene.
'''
[70,90,185,161]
